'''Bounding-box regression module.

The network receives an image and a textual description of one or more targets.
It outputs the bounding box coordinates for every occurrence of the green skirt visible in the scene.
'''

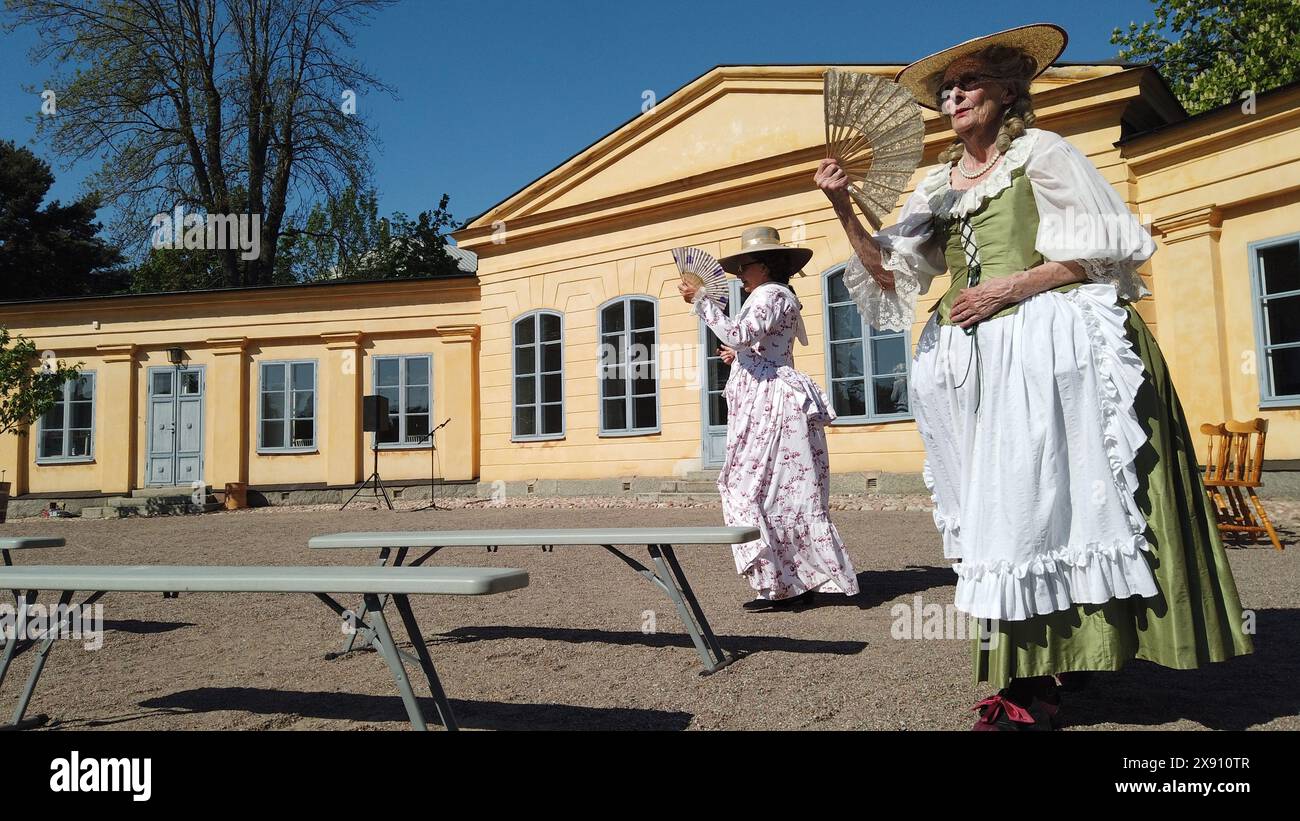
[973,306,1254,687]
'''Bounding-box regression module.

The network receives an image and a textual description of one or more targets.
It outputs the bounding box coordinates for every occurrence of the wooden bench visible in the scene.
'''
[309,526,760,674]
[0,564,527,731]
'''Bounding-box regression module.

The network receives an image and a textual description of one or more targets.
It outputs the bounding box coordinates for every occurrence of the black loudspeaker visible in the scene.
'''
[362,395,391,433]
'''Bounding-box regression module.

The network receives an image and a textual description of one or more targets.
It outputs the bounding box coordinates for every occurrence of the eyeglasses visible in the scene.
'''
[936,73,992,107]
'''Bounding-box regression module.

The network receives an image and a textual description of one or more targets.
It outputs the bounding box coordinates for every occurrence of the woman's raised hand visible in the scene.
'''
[817,158,894,291]
[677,280,698,304]
[815,158,851,203]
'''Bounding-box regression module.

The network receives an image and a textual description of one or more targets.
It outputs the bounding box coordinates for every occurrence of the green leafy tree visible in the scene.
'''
[0,327,81,437]
[124,185,277,291]
[0,140,125,299]
[1113,0,1300,114]
[380,195,465,280]
[278,188,464,281]
[278,186,386,281]
[125,247,226,293]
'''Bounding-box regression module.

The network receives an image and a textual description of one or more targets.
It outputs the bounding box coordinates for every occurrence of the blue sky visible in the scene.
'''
[0,0,1159,239]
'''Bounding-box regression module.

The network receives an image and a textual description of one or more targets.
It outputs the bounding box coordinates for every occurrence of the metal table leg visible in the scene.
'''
[7,589,76,729]
[0,590,38,691]
[391,594,459,730]
[362,593,429,731]
[328,547,393,659]
[315,594,425,669]
[1,551,13,653]
[656,544,730,667]
[645,545,732,674]
[598,543,734,675]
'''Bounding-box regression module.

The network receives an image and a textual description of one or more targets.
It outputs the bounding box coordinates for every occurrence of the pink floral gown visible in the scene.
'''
[692,282,860,599]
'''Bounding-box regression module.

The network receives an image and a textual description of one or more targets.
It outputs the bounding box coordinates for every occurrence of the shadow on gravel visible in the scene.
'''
[1222,522,1297,550]
[123,687,692,730]
[433,625,867,658]
[102,619,195,635]
[1060,607,1299,730]
[833,565,954,611]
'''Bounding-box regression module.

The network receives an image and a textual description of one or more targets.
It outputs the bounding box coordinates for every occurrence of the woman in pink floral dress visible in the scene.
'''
[678,226,860,611]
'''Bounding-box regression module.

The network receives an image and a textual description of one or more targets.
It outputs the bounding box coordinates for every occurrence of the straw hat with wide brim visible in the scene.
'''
[717,226,813,277]
[895,23,1068,111]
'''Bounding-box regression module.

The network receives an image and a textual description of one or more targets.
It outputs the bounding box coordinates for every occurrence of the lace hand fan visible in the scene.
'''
[824,70,926,230]
[671,246,730,301]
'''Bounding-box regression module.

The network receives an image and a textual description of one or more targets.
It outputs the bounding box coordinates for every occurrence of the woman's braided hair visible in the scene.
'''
[936,44,1038,166]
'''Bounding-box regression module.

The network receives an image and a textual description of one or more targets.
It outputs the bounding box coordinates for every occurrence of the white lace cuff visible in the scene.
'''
[1078,258,1150,302]
[844,250,921,333]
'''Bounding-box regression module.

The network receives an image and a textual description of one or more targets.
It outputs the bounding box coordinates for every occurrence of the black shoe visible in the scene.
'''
[772,590,816,610]
[742,590,815,612]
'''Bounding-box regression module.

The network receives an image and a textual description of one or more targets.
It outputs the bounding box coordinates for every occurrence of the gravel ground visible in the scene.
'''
[1,497,1296,731]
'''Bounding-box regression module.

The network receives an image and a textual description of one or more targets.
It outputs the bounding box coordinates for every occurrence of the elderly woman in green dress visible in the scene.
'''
[816,23,1252,729]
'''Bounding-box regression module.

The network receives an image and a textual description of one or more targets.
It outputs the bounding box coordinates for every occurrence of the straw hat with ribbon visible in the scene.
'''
[895,23,1068,111]
[717,226,813,278]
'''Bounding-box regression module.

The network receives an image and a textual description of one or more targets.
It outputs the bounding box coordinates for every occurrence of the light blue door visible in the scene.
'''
[146,367,205,487]
[699,280,747,468]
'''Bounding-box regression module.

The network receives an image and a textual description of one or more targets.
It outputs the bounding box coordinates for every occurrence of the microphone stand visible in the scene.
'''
[409,417,452,511]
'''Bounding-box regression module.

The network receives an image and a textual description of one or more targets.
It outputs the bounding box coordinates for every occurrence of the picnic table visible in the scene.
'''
[0,537,67,689]
[1,536,66,566]
[308,526,759,674]
[0,564,528,731]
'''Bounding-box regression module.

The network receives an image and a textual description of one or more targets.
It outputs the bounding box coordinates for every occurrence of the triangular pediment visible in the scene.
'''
[462,66,892,229]
[455,63,1146,249]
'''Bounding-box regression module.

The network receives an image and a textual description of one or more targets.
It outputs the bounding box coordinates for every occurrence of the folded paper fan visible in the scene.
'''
[671,246,730,301]
[824,69,926,230]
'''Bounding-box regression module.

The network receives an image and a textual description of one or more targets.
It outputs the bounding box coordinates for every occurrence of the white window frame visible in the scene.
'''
[371,354,434,449]
[822,264,913,423]
[257,360,318,453]
[1249,232,1300,408]
[35,371,96,464]
[597,295,660,436]
[512,310,565,441]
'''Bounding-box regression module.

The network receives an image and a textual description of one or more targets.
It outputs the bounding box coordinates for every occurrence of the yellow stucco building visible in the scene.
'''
[3,61,1299,505]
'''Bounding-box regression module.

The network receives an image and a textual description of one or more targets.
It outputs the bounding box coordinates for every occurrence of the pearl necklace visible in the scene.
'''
[956,148,1001,179]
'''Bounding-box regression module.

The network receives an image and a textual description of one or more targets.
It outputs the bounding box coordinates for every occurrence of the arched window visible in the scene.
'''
[823,264,912,421]
[598,295,659,435]
[512,310,565,440]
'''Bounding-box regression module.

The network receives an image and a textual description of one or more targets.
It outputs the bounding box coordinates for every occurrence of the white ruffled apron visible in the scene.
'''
[911,282,1159,620]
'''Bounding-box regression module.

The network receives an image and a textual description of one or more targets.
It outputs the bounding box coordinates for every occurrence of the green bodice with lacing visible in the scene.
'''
[931,168,1083,326]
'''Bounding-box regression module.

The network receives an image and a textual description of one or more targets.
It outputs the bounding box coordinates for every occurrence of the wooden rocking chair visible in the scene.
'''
[1199,418,1286,551]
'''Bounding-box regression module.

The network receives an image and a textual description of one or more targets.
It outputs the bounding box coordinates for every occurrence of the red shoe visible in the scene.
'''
[971,691,1057,731]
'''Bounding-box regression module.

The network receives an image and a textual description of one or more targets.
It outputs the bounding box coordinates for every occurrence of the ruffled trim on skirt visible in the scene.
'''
[922,458,962,560]
[954,533,1158,620]
[732,514,860,598]
[1065,284,1150,537]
